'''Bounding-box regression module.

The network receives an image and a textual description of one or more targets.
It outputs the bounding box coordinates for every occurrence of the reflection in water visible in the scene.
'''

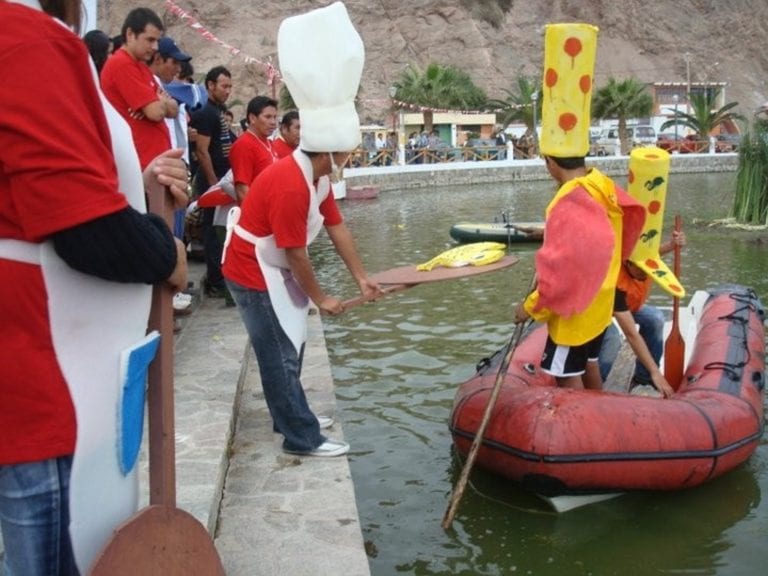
[316,172,768,576]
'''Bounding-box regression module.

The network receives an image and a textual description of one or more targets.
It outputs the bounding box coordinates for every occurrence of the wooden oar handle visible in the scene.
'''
[341,284,411,310]
[147,186,177,507]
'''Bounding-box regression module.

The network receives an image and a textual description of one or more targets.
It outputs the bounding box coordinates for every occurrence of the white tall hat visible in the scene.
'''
[277,2,364,152]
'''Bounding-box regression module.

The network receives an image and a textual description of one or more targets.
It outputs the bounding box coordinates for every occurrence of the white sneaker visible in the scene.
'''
[173,293,192,311]
[318,416,334,429]
[284,440,349,457]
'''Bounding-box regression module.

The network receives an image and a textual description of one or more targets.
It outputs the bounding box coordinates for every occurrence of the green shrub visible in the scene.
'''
[733,123,768,225]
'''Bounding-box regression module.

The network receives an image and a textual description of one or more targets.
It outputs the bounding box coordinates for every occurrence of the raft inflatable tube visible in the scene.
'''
[449,285,765,497]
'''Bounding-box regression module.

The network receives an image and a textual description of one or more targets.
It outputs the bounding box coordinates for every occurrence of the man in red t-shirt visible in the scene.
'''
[222,2,380,458]
[101,7,175,169]
[229,95,279,202]
[272,110,300,159]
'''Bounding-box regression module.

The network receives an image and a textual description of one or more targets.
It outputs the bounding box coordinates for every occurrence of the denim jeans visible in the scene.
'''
[598,304,665,383]
[0,457,79,576]
[225,280,325,452]
[632,304,665,382]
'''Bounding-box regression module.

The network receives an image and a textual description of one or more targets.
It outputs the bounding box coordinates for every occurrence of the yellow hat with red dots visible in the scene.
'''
[540,23,599,158]
[627,147,685,298]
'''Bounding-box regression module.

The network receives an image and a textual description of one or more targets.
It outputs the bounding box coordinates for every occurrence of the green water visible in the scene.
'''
[316,170,768,576]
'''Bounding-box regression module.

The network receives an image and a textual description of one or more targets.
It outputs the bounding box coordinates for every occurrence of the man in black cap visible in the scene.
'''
[148,36,193,162]
[149,35,195,274]
[151,36,191,85]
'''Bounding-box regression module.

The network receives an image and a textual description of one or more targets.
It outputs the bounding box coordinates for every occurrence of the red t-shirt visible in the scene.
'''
[222,155,343,290]
[272,137,296,159]
[101,48,170,169]
[229,131,278,188]
[0,3,129,464]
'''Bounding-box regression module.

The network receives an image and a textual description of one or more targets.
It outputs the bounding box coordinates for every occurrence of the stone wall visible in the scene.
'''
[345,153,739,192]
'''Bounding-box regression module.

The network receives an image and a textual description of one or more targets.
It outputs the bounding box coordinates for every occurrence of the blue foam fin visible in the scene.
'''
[117,331,160,476]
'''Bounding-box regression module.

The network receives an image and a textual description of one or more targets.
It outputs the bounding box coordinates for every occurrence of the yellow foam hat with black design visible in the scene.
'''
[540,23,599,158]
[627,147,685,298]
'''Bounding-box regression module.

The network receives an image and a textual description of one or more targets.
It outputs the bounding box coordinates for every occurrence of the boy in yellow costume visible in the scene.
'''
[514,23,645,390]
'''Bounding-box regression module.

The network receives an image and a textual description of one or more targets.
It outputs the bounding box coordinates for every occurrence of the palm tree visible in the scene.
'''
[592,77,654,154]
[392,63,487,133]
[487,76,540,140]
[660,89,745,149]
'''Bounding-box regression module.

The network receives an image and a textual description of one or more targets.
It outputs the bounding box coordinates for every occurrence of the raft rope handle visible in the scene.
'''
[701,300,753,381]
[728,289,765,318]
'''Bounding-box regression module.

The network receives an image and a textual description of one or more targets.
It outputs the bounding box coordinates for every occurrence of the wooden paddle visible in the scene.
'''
[342,253,520,311]
[91,184,224,574]
[663,215,685,390]
[442,276,535,530]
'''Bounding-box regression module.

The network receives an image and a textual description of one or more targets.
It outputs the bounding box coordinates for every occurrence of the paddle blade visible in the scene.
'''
[663,215,685,389]
[664,326,685,390]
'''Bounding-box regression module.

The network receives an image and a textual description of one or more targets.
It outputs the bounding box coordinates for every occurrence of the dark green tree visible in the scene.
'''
[660,89,744,146]
[278,85,296,112]
[592,77,654,154]
[392,63,487,133]
[487,76,540,142]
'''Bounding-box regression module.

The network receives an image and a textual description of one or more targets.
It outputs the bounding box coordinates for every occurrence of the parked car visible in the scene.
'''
[466,138,504,161]
[716,133,741,152]
[596,125,656,155]
[656,132,688,153]
[588,130,608,156]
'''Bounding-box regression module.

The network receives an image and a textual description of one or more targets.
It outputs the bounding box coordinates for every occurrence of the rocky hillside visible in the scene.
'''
[97,0,768,124]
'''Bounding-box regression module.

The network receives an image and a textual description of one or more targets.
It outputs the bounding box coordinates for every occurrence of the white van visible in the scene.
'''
[596,125,656,155]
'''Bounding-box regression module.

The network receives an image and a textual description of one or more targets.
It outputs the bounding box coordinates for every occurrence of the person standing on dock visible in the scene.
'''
[273,110,301,159]
[229,95,279,203]
[221,2,380,457]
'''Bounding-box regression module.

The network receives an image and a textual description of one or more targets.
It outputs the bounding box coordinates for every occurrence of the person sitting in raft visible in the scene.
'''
[599,232,686,397]
[598,146,687,397]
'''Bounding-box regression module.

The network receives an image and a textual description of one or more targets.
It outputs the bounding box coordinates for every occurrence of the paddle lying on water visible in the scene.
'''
[442,275,536,530]
[664,215,685,390]
[91,185,224,575]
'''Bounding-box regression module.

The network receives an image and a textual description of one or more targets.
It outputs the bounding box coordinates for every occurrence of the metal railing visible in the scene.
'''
[344,145,538,168]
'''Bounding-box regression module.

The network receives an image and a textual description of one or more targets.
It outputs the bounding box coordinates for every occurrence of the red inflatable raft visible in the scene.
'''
[449,286,766,503]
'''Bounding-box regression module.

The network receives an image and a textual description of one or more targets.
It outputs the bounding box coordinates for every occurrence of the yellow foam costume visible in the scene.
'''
[524,23,645,346]
[539,23,599,159]
[626,147,685,297]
